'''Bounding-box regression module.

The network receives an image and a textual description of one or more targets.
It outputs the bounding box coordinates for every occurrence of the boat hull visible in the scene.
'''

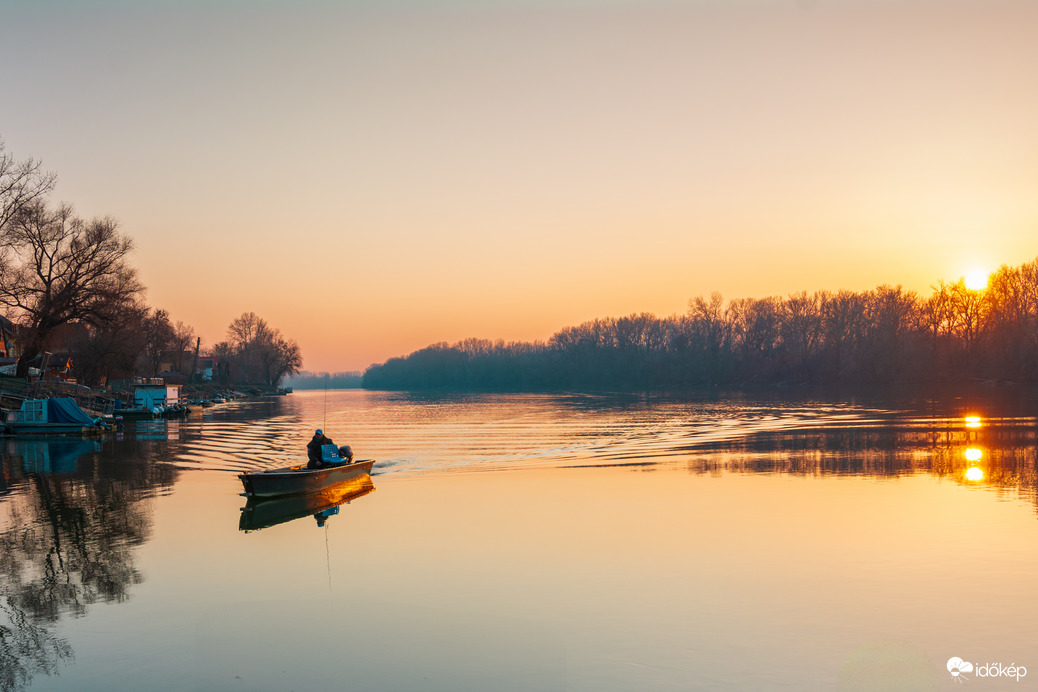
[238,459,375,498]
[115,409,157,420]
[239,473,376,531]
[6,423,106,436]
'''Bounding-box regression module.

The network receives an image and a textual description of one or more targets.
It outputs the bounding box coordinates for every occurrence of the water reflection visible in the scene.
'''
[0,604,72,692]
[0,438,177,691]
[682,410,1038,509]
[126,418,180,441]
[1,391,1037,690]
[5,439,101,474]
[239,474,376,532]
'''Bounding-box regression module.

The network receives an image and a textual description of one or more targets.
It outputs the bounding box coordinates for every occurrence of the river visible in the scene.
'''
[1,389,1037,691]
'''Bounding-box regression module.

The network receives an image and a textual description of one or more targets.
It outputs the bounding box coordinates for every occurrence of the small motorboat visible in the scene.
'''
[238,458,375,498]
[239,473,376,531]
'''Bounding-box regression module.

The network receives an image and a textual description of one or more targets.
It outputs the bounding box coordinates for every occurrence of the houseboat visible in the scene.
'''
[2,398,108,436]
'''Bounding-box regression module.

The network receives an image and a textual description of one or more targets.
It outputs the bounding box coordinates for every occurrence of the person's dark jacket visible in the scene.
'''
[307,434,325,468]
[307,433,337,468]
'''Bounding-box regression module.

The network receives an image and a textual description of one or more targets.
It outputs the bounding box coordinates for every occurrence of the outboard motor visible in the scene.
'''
[339,445,354,463]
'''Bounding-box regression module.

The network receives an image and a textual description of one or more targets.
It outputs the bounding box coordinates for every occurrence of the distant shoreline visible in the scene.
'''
[283,372,363,390]
[181,382,289,398]
[349,380,1038,407]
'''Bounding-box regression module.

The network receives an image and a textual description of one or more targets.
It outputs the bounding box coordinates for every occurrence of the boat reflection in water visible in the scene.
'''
[239,472,376,532]
[4,437,101,475]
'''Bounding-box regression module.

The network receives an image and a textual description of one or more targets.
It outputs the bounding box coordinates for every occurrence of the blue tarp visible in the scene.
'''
[46,397,97,425]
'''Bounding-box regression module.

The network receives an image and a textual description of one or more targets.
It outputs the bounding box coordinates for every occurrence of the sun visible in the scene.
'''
[965,270,988,291]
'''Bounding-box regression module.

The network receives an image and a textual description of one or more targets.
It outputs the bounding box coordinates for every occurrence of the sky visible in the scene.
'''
[2,0,1037,372]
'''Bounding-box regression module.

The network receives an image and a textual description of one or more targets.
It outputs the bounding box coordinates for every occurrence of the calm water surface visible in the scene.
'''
[1,389,1037,691]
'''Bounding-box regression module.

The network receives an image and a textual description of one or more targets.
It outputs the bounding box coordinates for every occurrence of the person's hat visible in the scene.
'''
[315,429,323,435]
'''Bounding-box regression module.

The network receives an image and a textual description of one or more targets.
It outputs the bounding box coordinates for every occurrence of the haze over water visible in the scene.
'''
[2,389,1037,690]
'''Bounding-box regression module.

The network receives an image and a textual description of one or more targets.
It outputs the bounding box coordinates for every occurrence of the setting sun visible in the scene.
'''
[965,271,989,291]
[964,448,983,462]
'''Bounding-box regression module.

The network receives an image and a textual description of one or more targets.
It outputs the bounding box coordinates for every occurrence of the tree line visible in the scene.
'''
[0,138,301,387]
[364,259,1038,391]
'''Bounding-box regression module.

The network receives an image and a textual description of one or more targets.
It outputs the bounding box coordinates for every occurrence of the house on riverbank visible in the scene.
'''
[107,379,183,416]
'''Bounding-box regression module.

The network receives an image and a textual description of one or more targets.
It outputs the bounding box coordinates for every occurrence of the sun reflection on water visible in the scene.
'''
[964,447,984,481]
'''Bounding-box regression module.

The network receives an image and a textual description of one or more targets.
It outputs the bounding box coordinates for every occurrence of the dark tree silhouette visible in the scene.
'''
[220,313,302,386]
[0,139,55,236]
[0,201,143,377]
[140,308,175,377]
[364,256,1038,391]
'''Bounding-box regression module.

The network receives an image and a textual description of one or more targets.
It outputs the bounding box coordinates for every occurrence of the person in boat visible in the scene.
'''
[306,429,335,469]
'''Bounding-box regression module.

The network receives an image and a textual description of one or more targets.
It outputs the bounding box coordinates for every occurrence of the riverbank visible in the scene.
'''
[181,382,289,400]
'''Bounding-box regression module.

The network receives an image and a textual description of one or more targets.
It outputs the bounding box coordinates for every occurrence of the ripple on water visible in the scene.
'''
[125,392,1034,481]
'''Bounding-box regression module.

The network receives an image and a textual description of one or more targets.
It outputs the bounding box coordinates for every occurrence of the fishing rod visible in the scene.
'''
[325,522,332,593]
[323,372,329,431]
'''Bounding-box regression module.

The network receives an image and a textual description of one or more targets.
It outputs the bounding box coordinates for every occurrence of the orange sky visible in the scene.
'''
[2,0,1036,372]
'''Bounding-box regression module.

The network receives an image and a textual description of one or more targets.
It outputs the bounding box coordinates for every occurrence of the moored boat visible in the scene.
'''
[114,407,158,420]
[2,397,109,436]
[238,459,375,498]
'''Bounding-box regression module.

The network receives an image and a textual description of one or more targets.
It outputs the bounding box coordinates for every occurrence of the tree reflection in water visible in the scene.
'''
[0,599,72,692]
[0,438,177,691]
[682,410,1038,510]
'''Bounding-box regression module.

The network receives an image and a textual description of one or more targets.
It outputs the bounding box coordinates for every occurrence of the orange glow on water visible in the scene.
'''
[964,416,982,429]
[965,467,984,482]
[964,448,983,463]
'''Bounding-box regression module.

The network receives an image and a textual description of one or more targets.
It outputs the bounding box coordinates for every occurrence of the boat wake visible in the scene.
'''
[119,392,908,478]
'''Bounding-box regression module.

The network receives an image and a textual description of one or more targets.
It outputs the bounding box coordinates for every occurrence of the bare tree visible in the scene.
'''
[0,201,143,377]
[820,290,865,378]
[688,292,729,353]
[211,340,235,383]
[170,320,195,374]
[257,329,302,386]
[226,311,270,383]
[67,299,148,387]
[0,138,56,236]
[140,308,175,377]
[781,291,823,372]
[949,279,985,361]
